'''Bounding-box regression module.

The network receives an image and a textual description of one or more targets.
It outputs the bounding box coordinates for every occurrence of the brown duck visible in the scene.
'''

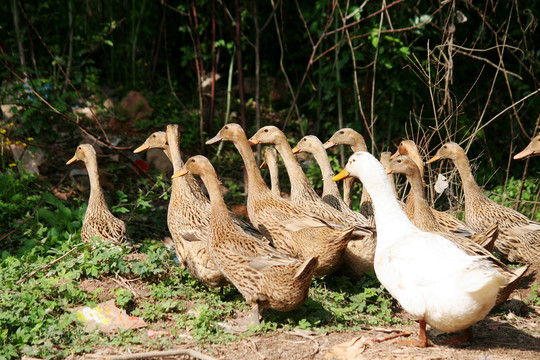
[248,126,372,239]
[173,155,317,325]
[67,144,130,245]
[391,139,475,237]
[134,125,229,287]
[260,146,282,197]
[428,142,540,263]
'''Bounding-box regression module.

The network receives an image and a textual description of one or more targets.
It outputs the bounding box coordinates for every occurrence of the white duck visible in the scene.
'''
[333,151,506,347]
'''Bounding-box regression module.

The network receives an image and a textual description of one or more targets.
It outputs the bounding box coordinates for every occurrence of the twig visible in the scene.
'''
[368,0,387,154]
[451,48,522,80]
[111,275,145,299]
[282,0,337,130]
[85,349,218,360]
[325,0,407,37]
[469,88,540,142]
[15,245,81,285]
[372,331,411,343]
[16,0,110,143]
[247,339,266,360]
[269,0,301,123]
[288,331,320,357]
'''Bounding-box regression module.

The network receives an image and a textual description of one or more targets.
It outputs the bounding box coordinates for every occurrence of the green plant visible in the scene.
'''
[488,177,540,221]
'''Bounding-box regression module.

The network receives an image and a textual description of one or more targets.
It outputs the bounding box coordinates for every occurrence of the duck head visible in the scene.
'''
[66,144,96,165]
[248,126,287,147]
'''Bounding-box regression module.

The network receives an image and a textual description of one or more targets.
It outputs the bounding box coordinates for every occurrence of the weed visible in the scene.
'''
[489,177,540,221]
[529,282,540,308]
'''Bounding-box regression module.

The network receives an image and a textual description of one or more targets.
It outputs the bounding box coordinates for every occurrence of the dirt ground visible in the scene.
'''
[79,264,540,360]
[82,313,540,360]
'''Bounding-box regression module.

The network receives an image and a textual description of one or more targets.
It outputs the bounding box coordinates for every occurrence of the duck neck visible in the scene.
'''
[310,145,341,199]
[162,148,173,166]
[408,150,425,182]
[453,152,485,200]
[386,172,398,198]
[233,134,269,193]
[85,155,108,214]
[275,139,316,200]
[267,158,281,196]
[350,135,368,153]
[167,132,184,173]
[201,170,232,223]
[362,169,414,239]
[406,169,439,230]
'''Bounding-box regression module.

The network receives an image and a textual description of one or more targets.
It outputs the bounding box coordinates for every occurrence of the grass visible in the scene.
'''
[0,233,404,359]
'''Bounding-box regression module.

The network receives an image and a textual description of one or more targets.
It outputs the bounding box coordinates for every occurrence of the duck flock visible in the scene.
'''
[67,125,540,347]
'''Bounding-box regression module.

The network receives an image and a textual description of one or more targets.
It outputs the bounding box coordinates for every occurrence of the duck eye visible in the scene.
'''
[443,145,447,149]
[397,159,402,163]
[339,130,344,134]
[224,126,228,130]
[264,129,268,132]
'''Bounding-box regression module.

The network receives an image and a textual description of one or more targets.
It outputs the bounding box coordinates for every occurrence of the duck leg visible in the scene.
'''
[252,303,261,326]
[443,327,473,345]
[398,320,430,347]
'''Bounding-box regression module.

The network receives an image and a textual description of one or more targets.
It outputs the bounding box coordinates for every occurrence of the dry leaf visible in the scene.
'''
[325,336,367,360]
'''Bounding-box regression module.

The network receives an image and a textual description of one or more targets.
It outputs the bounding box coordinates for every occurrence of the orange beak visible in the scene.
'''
[332,168,350,181]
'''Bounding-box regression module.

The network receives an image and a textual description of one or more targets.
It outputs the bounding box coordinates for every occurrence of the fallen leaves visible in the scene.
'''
[325,336,367,360]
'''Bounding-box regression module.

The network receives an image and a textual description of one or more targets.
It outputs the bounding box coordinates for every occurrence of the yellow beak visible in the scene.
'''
[426,154,441,164]
[66,155,78,165]
[332,168,350,181]
[172,168,189,179]
[133,143,150,153]
[247,138,260,146]
[291,147,301,154]
[385,168,393,175]
[260,160,267,169]
[389,150,400,160]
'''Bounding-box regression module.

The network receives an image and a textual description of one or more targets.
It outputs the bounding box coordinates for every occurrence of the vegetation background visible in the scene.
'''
[0,0,539,359]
